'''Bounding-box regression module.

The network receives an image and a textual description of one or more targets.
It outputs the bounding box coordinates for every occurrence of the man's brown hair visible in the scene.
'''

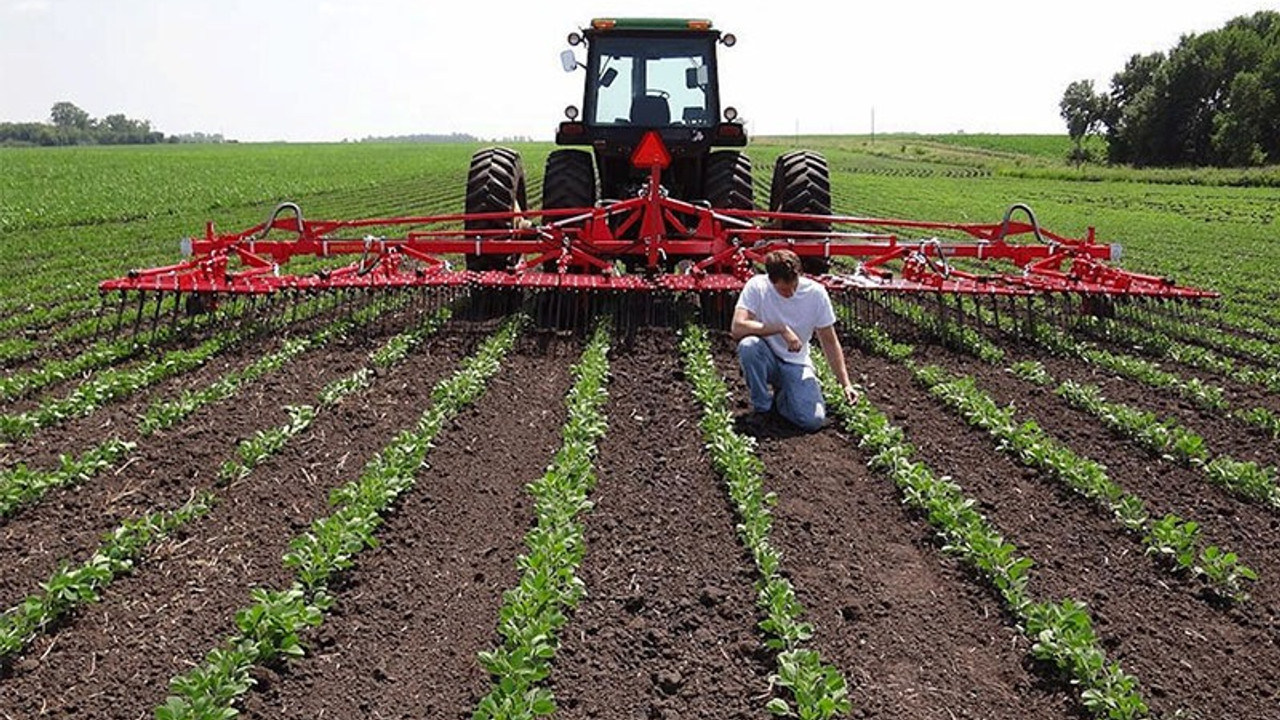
[764,249,802,283]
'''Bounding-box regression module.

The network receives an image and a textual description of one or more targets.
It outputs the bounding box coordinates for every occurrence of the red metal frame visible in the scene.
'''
[101,139,1217,301]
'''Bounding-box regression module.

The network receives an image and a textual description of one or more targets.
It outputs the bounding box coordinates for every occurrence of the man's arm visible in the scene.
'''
[816,324,859,404]
[731,308,801,351]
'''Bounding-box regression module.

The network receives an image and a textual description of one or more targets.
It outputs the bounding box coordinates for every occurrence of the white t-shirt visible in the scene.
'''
[735,274,837,366]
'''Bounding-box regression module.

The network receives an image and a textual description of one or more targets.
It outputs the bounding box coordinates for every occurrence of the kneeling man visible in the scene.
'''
[730,249,858,431]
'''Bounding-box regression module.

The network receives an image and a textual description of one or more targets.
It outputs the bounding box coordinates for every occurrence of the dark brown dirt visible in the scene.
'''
[712,338,1076,719]
[549,329,770,719]
[238,337,579,720]
[850,341,1280,719]
[0,306,441,610]
[0,324,480,719]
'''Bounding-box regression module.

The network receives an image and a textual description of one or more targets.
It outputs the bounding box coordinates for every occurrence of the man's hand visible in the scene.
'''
[781,326,802,353]
[842,383,860,406]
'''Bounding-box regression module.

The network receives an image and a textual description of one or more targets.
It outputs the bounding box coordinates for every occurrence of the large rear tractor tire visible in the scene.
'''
[703,151,754,210]
[540,149,597,274]
[701,152,753,328]
[541,149,597,219]
[464,147,528,272]
[769,150,832,275]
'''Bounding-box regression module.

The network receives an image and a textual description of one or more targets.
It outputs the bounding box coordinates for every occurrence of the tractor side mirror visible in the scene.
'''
[600,67,618,88]
[560,49,579,73]
[685,66,709,89]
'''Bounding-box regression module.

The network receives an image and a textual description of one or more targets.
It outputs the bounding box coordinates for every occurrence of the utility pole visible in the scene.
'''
[870,106,875,145]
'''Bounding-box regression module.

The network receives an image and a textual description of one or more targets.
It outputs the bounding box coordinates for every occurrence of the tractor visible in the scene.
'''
[464,17,833,274]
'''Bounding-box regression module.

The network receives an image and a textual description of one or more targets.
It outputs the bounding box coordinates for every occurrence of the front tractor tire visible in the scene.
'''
[464,147,528,272]
[769,150,832,275]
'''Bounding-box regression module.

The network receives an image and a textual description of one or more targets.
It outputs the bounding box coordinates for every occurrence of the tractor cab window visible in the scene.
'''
[588,35,716,127]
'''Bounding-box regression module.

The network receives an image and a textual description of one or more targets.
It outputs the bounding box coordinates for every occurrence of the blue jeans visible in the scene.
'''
[737,336,826,431]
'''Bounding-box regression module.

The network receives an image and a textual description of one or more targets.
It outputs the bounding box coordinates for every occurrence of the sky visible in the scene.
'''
[0,0,1272,142]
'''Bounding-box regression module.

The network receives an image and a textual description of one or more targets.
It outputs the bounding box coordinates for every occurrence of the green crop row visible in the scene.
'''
[955,297,1280,440]
[0,438,134,518]
[1013,361,1280,511]
[156,315,521,720]
[1071,314,1280,395]
[472,323,611,718]
[680,325,851,720]
[0,305,454,664]
[916,366,1256,602]
[814,359,1148,719]
[0,490,215,659]
[217,306,451,486]
[0,300,238,404]
[879,295,1005,364]
[139,294,408,435]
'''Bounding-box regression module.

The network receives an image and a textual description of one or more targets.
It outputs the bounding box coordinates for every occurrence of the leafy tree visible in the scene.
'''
[49,101,91,131]
[1084,10,1280,167]
[1212,72,1272,165]
[1059,80,1104,164]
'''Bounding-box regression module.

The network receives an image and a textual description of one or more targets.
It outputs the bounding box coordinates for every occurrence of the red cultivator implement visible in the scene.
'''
[99,17,1216,333]
[100,140,1214,310]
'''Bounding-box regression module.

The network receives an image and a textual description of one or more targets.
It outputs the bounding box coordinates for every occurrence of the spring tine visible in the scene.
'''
[131,290,147,341]
[147,292,165,343]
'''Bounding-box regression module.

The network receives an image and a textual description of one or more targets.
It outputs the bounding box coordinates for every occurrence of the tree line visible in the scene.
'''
[0,101,186,146]
[1061,11,1279,167]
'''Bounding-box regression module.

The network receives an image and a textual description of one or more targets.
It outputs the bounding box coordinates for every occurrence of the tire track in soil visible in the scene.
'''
[915,342,1280,618]
[0,310,429,610]
[710,341,1074,720]
[0,328,480,720]
[548,329,770,720]
[851,345,1280,720]
[236,338,578,720]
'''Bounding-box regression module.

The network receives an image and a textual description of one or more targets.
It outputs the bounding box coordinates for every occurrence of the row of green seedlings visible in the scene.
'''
[0,491,215,659]
[0,308,453,661]
[811,358,1149,720]
[471,323,611,718]
[951,296,1280,440]
[840,314,1257,601]
[0,292,341,441]
[1115,303,1280,370]
[680,325,851,720]
[0,297,100,365]
[0,296,410,519]
[1010,361,1280,512]
[216,305,457,484]
[0,293,260,404]
[1069,313,1280,396]
[861,300,1280,515]
[916,365,1256,602]
[1163,300,1280,348]
[154,316,521,720]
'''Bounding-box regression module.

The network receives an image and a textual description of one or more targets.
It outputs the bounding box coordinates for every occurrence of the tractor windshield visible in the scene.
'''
[588,34,716,127]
